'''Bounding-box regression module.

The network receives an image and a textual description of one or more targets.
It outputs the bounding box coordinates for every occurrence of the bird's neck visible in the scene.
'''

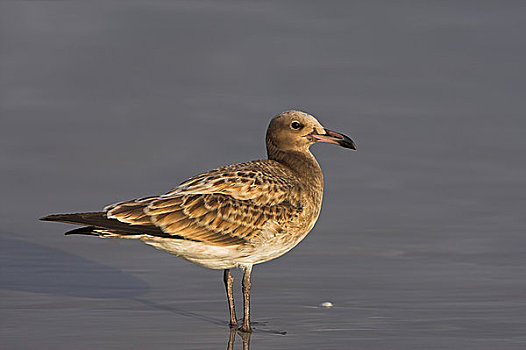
[267,145,324,189]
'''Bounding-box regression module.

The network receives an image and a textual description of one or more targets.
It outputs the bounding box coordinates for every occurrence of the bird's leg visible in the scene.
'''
[223,269,238,327]
[239,265,253,332]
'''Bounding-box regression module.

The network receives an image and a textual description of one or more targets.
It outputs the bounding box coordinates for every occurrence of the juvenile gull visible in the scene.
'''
[41,110,356,332]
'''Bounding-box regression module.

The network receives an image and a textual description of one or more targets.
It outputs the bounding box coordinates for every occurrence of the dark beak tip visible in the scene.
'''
[343,142,357,150]
[339,136,357,150]
[316,128,356,150]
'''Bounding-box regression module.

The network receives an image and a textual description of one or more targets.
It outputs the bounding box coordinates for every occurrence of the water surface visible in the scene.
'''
[1,2,525,349]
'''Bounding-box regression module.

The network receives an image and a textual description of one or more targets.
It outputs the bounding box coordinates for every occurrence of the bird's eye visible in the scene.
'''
[290,121,303,130]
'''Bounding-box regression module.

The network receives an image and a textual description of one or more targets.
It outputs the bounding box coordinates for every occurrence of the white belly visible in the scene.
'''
[140,228,312,270]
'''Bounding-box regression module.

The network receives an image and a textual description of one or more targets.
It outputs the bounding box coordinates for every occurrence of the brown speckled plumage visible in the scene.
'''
[104,159,308,247]
[41,110,356,332]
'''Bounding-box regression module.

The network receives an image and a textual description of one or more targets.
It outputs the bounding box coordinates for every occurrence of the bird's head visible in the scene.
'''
[266,110,356,153]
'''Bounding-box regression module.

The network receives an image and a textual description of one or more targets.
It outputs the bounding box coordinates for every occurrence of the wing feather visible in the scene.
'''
[101,160,304,246]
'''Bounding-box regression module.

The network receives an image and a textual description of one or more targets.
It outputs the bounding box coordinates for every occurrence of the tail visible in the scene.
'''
[41,212,107,226]
[40,212,171,238]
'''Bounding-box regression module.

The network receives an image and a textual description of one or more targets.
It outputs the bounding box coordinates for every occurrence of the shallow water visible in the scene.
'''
[1,1,526,349]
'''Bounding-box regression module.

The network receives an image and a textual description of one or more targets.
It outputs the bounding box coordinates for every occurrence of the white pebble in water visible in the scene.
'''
[320,301,333,308]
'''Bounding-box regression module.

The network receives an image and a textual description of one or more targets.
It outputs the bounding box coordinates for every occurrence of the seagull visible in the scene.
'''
[41,110,356,332]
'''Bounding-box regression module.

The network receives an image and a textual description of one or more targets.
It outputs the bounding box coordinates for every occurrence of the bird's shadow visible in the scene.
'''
[0,232,286,336]
[0,233,148,298]
[0,232,225,326]
[134,297,287,335]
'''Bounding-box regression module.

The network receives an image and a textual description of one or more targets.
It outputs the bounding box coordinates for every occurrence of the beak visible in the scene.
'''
[311,128,357,150]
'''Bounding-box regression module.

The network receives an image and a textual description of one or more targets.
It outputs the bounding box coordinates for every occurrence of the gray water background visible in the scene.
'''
[1,2,525,349]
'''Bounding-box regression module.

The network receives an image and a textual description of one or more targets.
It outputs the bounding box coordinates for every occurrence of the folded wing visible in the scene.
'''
[105,160,304,246]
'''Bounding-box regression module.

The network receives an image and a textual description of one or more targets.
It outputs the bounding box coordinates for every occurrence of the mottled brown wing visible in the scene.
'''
[167,160,301,204]
[105,160,304,246]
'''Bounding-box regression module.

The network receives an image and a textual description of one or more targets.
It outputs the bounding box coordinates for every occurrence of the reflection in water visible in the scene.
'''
[226,328,251,350]
[134,298,282,350]
[138,298,255,349]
